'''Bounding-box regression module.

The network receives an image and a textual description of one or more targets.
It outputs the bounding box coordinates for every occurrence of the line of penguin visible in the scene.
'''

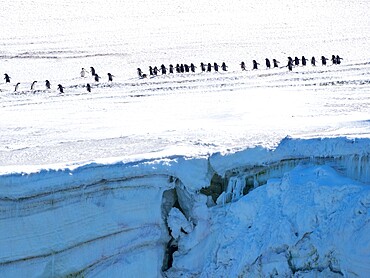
[3,54,343,93]
[2,67,113,94]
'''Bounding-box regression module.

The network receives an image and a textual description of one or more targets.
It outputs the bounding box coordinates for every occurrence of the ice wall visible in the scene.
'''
[0,137,369,277]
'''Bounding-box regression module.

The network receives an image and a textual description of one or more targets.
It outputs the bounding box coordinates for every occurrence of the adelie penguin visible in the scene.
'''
[90,67,96,76]
[294,57,300,66]
[200,62,206,72]
[160,64,167,75]
[331,55,337,65]
[137,68,143,78]
[4,73,11,83]
[57,84,64,93]
[207,63,212,72]
[31,81,37,90]
[45,80,51,89]
[311,56,316,66]
[213,63,219,72]
[265,58,271,69]
[301,56,308,66]
[273,59,280,68]
[94,74,100,82]
[81,68,88,77]
[169,64,174,74]
[252,60,259,70]
[107,73,114,82]
[321,56,328,66]
[86,83,91,92]
[240,61,246,71]
[14,82,20,92]
[190,63,196,73]
[221,62,227,71]
[336,55,343,65]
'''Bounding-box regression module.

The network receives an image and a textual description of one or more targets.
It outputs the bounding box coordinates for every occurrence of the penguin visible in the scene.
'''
[184,64,190,73]
[14,82,20,92]
[175,64,181,73]
[294,57,300,66]
[207,63,212,72]
[137,68,143,78]
[160,64,167,74]
[107,73,114,82]
[321,56,328,66]
[57,84,64,93]
[331,55,337,65]
[190,63,196,73]
[213,63,219,72]
[200,62,206,72]
[45,80,51,89]
[240,61,246,71]
[86,83,91,92]
[273,59,280,68]
[31,81,37,90]
[265,58,271,69]
[149,66,154,76]
[169,64,174,74]
[94,74,100,82]
[301,56,308,66]
[252,60,259,70]
[311,56,316,66]
[221,62,227,71]
[180,64,184,73]
[287,57,293,64]
[287,60,293,71]
[336,55,343,65]
[90,67,96,76]
[80,68,88,77]
[4,73,11,83]
[153,66,159,75]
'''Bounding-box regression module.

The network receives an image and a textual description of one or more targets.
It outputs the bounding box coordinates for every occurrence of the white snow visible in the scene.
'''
[0,0,370,277]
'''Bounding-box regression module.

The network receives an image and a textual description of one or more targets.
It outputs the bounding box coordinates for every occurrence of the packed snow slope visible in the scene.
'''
[1,0,370,277]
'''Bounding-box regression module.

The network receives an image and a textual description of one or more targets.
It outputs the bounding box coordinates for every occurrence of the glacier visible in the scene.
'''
[1,137,370,277]
[1,0,370,277]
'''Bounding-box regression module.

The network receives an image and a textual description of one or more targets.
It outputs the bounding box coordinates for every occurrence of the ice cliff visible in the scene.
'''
[0,137,369,277]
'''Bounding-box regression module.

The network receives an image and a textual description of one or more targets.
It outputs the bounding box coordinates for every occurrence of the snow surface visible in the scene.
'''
[0,0,370,277]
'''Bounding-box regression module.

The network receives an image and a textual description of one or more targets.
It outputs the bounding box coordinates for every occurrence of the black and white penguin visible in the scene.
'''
[107,73,114,82]
[221,62,227,71]
[240,61,246,71]
[200,62,206,72]
[31,81,37,90]
[273,59,280,68]
[45,80,51,89]
[301,56,308,66]
[265,58,271,69]
[169,64,174,74]
[294,57,300,66]
[57,84,64,93]
[311,56,316,66]
[190,63,196,73]
[287,60,293,71]
[160,64,167,75]
[331,55,337,65]
[94,74,100,82]
[252,60,259,70]
[4,74,11,83]
[86,83,91,92]
[184,64,190,73]
[81,68,88,77]
[137,68,143,78]
[14,82,20,92]
[336,55,343,65]
[213,63,219,72]
[207,63,212,72]
[90,67,96,76]
[321,56,328,66]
